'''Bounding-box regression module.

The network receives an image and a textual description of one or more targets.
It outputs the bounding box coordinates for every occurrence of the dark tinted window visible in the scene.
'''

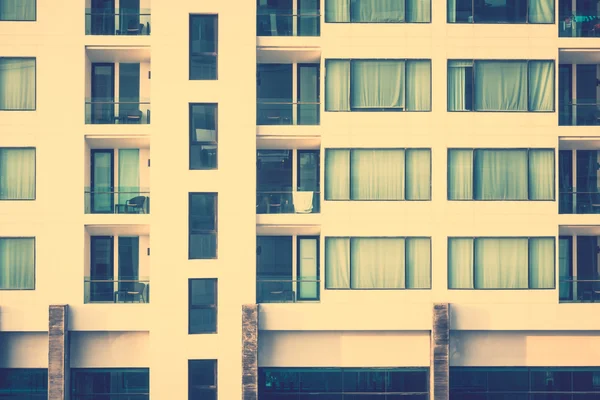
[190,104,217,170]
[190,15,217,80]
[189,193,217,259]
[189,279,217,334]
[189,360,216,400]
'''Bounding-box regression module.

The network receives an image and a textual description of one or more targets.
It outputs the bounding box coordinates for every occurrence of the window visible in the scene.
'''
[448,237,555,289]
[260,368,429,398]
[326,237,431,289]
[0,368,47,397]
[190,15,218,80]
[189,279,217,334]
[448,60,554,112]
[325,149,431,200]
[326,59,431,111]
[189,193,217,259]
[0,0,36,21]
[189,360,217,400]
[0,237,35,290]
[71,368,149,400]
[0,57,35,110]
[326,0,431,23]
[448,149,555,200]
[0,148,35,200]
[448,0,554,23]
[190,104,217,170]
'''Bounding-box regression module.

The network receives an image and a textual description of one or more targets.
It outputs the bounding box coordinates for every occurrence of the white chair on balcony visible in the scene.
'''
[292,191,313,213]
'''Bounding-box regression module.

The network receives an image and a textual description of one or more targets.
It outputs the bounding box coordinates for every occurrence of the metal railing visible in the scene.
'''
[257,102,320,125]
[84,277,150,304]
[559,277,600,302]
[84,188,150,214]
[85,9,151,35]
[257,191,320,214]
[559,190,600,214]
[559,15,600,37]
[85,100,151,124]
[257,279,320,303]
[559,103,600,126]
[71,394,149,399]
[257,13,320,36]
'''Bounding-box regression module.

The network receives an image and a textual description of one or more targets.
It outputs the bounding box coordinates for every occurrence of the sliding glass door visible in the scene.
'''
[120,0,140,35]
[91,0,115,35]
[297,150,319,212]
[298,64,319,125]
[91,150,114,214]
[90,236,114,302]
[91,63,115,123]
[118,63,140,122]
[118,237,139,295]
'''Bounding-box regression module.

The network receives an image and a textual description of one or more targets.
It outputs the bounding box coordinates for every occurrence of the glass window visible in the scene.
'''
[189,193,217,259]
[448,149,555,201]
[325,0,431,23]
[190,15,217,80]
[0,368,47,396]
[189,279,217,334]
[0,0,36,21]
[447,60,554,112]
[325,237,431,289]
[0,148,35,200]
[190,104,217,170]
[189,360,217,400]
[448,0,554,23]
[71,368,149,399]
[325,149,431,201]
[325,59,431,111]
[0,57,35,110]
[0,237,35,290]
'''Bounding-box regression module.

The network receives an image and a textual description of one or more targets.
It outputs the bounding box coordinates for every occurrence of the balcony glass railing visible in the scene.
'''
[257,102,320,125]
[558,190,600,214]
[257,12,320,36]
[257,191,320,214]
[84,188,150,214]
[559,15,600,37]
[257,278,320,303]
[560,276,600,302]
[85,8,151,35]
[72,395,149,400]
[85,100,151,124]
[559,103,600,126]
[84,277,150,304]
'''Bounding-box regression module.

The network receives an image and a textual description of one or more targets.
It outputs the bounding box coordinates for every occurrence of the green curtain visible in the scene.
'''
[325,0,350,22]
[0,0,35,21]
[351,60,405,109]
[474,150,528,200]
[0,238,34,289]
[448,61,473,111]
[405,238,431,288]
[350,149,405,200]
[406,0,431,22]
[528,149,555,200]
[118,149,140,205]
[529,238,555,289]
[351,238,405,288]
[448,238,474,289]
[475,238,528,289]
[325,149,350,200]
[406,60,431,111]
[528,0,554,23]
[405,149,431,200]
[528,61,555,111]
[0,58,35,110]
[351,0,405,22]
[325,60,351,111]
[0,148,35,200]
[475,61,527,111]
[325,237,350,288]
[448,149,473,200]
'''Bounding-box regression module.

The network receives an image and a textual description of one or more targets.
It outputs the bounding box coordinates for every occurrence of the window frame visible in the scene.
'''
[446,59,556,113]
[188,192,218,260]
[325,0,432,24]
[0,0,37,22]
[447,236,557,290]
[70,368,150,397]
[188,359,217,399]
[324,148,432,201]
[189,14,218,81]
[325,58,432,112]
[188,278,218,334]
[0,236,35,290]
[0,147,36,201]
[325,236,432,290]
[446,148,556,201]
[446,0,555,24]
[189,103,218,170]
[0,57,36,111]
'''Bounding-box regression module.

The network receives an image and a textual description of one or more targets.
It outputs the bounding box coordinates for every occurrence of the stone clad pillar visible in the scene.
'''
[48,305,69,400]
[242,304,258,400]
[432,303,449,400]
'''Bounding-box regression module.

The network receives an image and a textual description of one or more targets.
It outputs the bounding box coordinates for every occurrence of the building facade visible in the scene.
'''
[0,0,599,399]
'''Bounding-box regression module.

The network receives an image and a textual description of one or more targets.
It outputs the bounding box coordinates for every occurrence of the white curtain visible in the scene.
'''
[325,60,350,111]
[475,61,527,111]
[325,149,350,200]
[528,149,554,200]
[406,0,431,22]
[528,0,554,23]
[0,238,34,289]
[448,61,473,111]
[351,60,404,109]
[325,0,350,22]
[351,149,405,200]
[447,0,456,22]
[528,61,554,112]
[405,149,431,200]
[406,60,431,111]
[352,0,405,22]
[351,238,405,288]
[298,238,319,299]
[529,238,555,289]
[448,238,474,289]
[405,238,431,288]
[118,149,140,205]
[474,150,528,200]
[474,238,528,289]
[325,238,350,288]
[448,149,473,200]
[0,148,35,200]
[0,0,35,20]
[0,58,35,110]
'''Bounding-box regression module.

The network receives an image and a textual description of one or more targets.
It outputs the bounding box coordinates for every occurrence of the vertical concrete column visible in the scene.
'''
[432,303,449,400]
[242,304,258,400]
[49,305,69,400]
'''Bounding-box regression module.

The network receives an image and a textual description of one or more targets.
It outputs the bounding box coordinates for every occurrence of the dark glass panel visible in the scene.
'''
[487,369,529,391]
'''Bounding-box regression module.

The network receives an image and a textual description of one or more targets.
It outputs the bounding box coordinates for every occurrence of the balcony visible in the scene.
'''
[559,50,600,126]
[559,0,600,37]
[85,8,151,35]
[84,277,150,303]
[257,235,320,303]
[559,226,600,302]
[85,188,150,214]
[257,102,319,125]
[559,140,600,214]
